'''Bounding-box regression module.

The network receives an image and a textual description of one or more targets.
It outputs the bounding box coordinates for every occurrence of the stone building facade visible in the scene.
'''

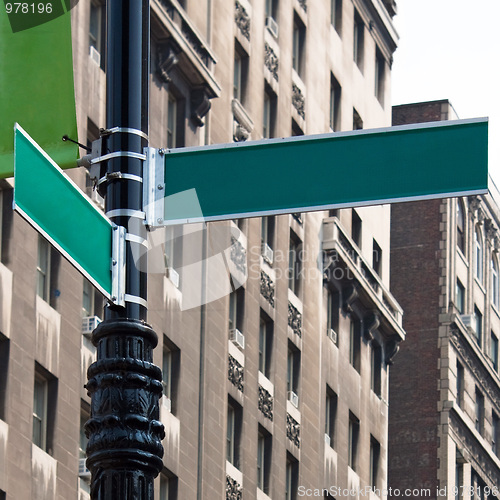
[0,0,402,499]
[390,100,500,499]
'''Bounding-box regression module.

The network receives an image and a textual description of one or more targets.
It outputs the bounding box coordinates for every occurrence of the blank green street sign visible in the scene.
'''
[14,124,112,297]
[162,118,488,224]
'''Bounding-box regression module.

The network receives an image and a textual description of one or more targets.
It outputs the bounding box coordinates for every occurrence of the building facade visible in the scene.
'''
[390,100,500,499]
[0,0,402,499]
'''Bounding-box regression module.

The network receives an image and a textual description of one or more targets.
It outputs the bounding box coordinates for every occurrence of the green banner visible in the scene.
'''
[0,1,77,178]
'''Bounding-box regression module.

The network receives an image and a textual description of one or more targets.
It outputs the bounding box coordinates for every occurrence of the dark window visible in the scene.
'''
[265,0,278,22]
[159,470,178,500]
[370,436,380,488]
[325,387,337,448]
[292,15,306,77]
[456,361,464,408]
[287,342,301,398]
[371,342,382,397]
[353,10,364,70]
[493,412,500,457]
[289,231,302,296]
[475,388,484,435]
[89,0,105,70]
[257,427,272,494]
[0,187,13,265]
[475,227,483,282]
[227,398,243,468]
[348,412,360,471]
[0,333,9,420]
[352,209,362,247]
[162,336,180,415]
[229,288,245,332]
[492,258,499,308]
[474,306,482,347]
[285,453,298,500]
[330,74,341,132]
[326,288,340,344]
[263,87,277,139]
[491,332,499,372]
[373,239,382,276]
[375,49,385,104]
[456,279,465,314]
[261,216,275,252]
[259,313,273,378]
[33,363,57,453]
[353,108,363,130]
[36,236,60,308]
[331,0,342,35]
[457,199,465,254]
[292,119,304,136]
[349,315,361,372]
[234,42,249,104]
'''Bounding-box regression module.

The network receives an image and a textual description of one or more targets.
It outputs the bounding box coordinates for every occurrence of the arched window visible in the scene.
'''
[492,257,499,308]
[457,200,465,254]
[475,227,483,282]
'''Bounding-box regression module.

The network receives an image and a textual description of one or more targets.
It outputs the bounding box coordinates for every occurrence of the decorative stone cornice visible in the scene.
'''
[156,42,179,84]
[260,271,275,307]
[364,311,380,342]
[286,413,300,447]
[190,86,211,127]
[468,195,481,214]
[230,236,247,275]
[292,83,305,119]
[264,42,279,81]
[385,338,400,365]
[226,475,243,500]
[288,301,302,337]
[228,355,244,392]
[235,1,251,40]
[484,219,498,244]
[258,385,273,421]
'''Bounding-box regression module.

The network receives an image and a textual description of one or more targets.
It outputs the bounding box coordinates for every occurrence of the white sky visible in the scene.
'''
[391,0,500,187]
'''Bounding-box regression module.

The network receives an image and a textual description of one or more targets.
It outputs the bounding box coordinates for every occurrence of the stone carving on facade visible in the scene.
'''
[233,123,250,142]
[450,410,500,489]
[230,236,247,274]
[450,325,500,414]
[228,355,244,392]
[235,1,251,40]
[156,43,179,84]
[191,87,212,127]
[232,99,254,142]
[292,213,303,224]
[264,43,279,81]
[286,413,300,447]
[292,83,305,119]
[226,475,243,500]
[260,271,275,307]
[385,338,400,365]
[484,218,497,243]
[181,20,213,67]
[288,301,302,337]
[297,0,307,12]
[258,386,273,421]
[468,195,481,215]
[363,311,380,342]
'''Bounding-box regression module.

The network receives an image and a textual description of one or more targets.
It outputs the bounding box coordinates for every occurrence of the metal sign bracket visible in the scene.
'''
[111,224,126,307]
[143,147,166,228]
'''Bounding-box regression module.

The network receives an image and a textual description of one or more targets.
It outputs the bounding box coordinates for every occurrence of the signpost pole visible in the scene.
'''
[85,0,164,498]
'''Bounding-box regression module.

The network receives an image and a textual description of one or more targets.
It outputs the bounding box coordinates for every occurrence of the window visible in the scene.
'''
[164,225,183,283]
[287,342,300,397]
[491,332,499,371]
[373,239,382,276]
[285,453,298,500]
[457,200,465,254]
[371,342,382,397]
[82,279,103,318]
[329,74,341,132]
[326,288,340,343]
[162,337,180,414]
[456,361,464,408]
[374,49,385,104]
[349,315,361,372]
[292,119,304,136]
[331,0,342,35]
[233,43,248,104]
[257,427,272,494]
[493,413,500,456]
[33,366,56,452]
[259,313,273,378]
[325,387,337,448]
[292,15,306,77]
[79,406,90,459]
[456,279,465,314]
[352,209,362,247]
[353,108,363,130]
[455,458,463,500]
[159,471,178,500]
[475,388,484,435]
[89,0,105,70]
[0,188,13,265]
[261,216,275,252]
[474,306,482,347]
[348,412,360,471]
[353,11,364,70]
[167,95,177,149]
[263,87,277,139]
[0,333,9,421]
[229,289,245,333]
[370,437,380,488]
[492,258,499,308]
[226,399,242,468]
[37,235,51,302]
[475,227,483,282]
[265,0,278,21]
[289,231,302,295]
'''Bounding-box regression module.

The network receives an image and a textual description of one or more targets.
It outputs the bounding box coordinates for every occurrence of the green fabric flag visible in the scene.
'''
[0,1,77,178]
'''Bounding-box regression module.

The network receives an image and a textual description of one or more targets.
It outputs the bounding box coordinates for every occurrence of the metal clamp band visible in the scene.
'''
[124,294,148,308]
[104,126,149,141]
[125,233,149,248]
[106,209,146,219]
[97,173,143,186]
[91,151,147,164]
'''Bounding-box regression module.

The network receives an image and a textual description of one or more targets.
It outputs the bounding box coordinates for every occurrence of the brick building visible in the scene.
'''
[390,100,500,498]
[0,0,403,499]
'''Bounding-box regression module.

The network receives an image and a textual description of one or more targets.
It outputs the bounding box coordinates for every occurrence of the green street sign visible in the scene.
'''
[158,118,488,224]
[14,124,113,298]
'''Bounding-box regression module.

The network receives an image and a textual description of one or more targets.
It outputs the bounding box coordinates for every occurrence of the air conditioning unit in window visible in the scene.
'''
[324,433,331,447]
[328,328,337,344]
[162,395,172,413]
[89,45,101,66]
[265,16,279,38]
[167,268,180,288]
[78,458,91,479]
[261,243,274,265]
[460,314,476,333]
[82,316,102,337]
[229,328,245,350]
[288,390,299,408]
[79,491,91,500]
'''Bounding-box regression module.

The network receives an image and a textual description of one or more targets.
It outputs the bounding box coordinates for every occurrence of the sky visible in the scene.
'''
[391,0,500,188]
